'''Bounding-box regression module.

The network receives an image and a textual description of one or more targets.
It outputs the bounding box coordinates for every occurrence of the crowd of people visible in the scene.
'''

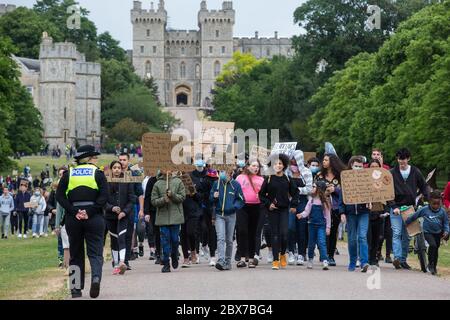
[1,144,449,299]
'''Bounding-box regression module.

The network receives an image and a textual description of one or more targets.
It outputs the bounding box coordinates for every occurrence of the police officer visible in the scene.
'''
[56,145,108,299]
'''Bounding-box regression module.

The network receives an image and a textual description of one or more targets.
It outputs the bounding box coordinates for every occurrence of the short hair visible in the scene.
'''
[368,159,381,167]
[307,157,320,165]
[395,148,411,160]
[119,152,130,159]
[372,148,383,154]
[348,156,365,168]
[430,190,442,201]
[269,153,290,171]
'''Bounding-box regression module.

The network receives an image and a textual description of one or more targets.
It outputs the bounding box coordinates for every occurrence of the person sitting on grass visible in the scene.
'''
[405,190,449,275]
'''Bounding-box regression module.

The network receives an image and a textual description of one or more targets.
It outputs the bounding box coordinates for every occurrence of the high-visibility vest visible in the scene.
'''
[66,164,99,196]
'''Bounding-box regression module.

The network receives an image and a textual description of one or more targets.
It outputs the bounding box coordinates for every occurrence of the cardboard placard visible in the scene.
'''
[106,171,145,183]
[401,206,422,237]
[199,121,235,145]
[24,201,38,209]
[271,142,297,158]
[142,133,193,176]
[179,172,197,196]
[12,170,18,176]
[250,145,271,165]
[303,152,317,163]
[341,168,395,205]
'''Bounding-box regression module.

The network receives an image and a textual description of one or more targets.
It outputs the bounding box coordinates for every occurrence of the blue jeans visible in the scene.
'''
[347,213,369,267]
[308,224,328,262]
[57,234,63,259]
[390,210,410,263]
[288,213,308,257]
[215,213,236,267]
[32,214,44,234]
[160,225,181,265]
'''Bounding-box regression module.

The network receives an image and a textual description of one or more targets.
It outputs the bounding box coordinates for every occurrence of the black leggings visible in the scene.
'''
[18,211,29,234]
[181,217,200,259]
[368,217,384,263]
[125,217,135,264]
[424,233,441,269]
[10,213,18,234]
[200,210,217,257]
[106,218,128,265]
[268,208,289,261]
[255,207,269,256]
[378,217,392,256]
[326,209,340,259]
[149,212,161,257]
[236,204,261,259]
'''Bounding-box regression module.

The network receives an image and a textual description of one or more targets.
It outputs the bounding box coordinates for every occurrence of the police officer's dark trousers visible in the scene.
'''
[66,212,105,289]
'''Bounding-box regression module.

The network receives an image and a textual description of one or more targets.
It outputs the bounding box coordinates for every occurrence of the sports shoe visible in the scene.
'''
[39,232,44,237]
[161,264,171,273]
[297,255,304,266]
[267,251,273,264]
[112,267,121,275]
[90,277,101,298]
[209,257,216,267]
[288,252,295,265]
[139,246,144,257]
[202,246,210,260]
[43,233,48,237]
[23,234,27,239]
[155,257,161,265]
[356,260,361,268]
[361,264,369,273]
[171,255,179,269]
[385,256,393,264]
[119,262,127,275]
[393,259,402,270]
[400,262,412,270]
[182,259,191,268]
[71,289,82,299]
[149,251,156,260]
[237,260,247,268]
[17,233,22,238]
[280,254,287,268]
[307,260,313,269]
[322,260,329,270]
[253,255,260,266]
[272,260,280,270]
[215,261,225,271]
[328,258,336,267]
[32,233,37,238]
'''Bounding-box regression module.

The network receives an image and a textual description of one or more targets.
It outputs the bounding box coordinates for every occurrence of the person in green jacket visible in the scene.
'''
[151,170,186,273]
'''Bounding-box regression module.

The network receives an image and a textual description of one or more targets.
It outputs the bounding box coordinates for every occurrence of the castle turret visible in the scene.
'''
[131,0,167,104]
[39,32,78,149]
[198,1,235,108]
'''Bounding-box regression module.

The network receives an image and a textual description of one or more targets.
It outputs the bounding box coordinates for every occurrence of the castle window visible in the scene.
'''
[145,61,151,78]
[181,47,185,55]
[153,46,157,54]
[180,62,186,79]
[209,46,213,54]
[64,131,67,143]
[92,111,95,121]
[195,64,201,79]
[147,29,150,37]
[166,47,170,55]
[216,30,219,38]
[222,46,226,54]
[64,108,67,120]
[196,47,200,55]
[165,63,171,78]
[266,48,271,56]
[92,82,95,93]
[140,45,144,54]
[214,61,221,77]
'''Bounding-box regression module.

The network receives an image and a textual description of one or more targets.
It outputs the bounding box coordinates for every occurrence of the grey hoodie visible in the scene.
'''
[0,194,15,216]
[291,150,313,196]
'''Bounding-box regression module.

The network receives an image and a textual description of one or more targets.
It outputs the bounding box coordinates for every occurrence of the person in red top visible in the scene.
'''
[364,148,390,170]
[443,182,450,212]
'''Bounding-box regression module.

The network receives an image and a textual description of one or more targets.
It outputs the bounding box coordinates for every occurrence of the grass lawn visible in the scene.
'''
[0,235,68,300]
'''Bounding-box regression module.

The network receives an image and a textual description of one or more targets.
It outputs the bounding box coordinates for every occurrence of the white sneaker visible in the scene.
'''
[267,251,273,264]
[39,232,44,237]
[23,234,27,239]
[17,233,22,238]
[254,255,260,263]
[32,233,37,238]
[307,260,313,269]
[44,233,48,237]
[202,246,210,260]
[288,252,295,265]
[323,260,329,270]
[297,255,304,266]
[209,257,216,267]
[356,260,361,268]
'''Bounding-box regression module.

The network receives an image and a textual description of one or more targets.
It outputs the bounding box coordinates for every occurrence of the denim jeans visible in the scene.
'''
[160,225,181,265]
[347,213,369,267]
[32,214,44,234]
[308,224,328,262]
[0,214,10,236]
[288,213,308,257]
[215,213,236,267]
[43,216,49,234]
[390,210,410,263]
[57,234,64,259]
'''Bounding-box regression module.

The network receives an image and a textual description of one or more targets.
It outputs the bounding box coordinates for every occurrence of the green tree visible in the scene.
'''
[143,76,161,106]
[107,118,150,143]
[97,31,127,62]
[100,58,141,103]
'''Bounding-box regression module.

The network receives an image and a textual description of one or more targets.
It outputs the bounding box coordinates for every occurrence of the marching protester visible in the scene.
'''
[30,187,47,238]
[0,187,15,239]
[405,190,449,275]
[235,159,264,268]
[211,168,245,271]
[56,145,108,299]
[151,170,186,273]
[54,167,70,273]
[307,157,321,179]
[105,161,136,275]
[288,151,313,265]
[388,148,428,270]
[144,175,161,264]
[259,154,299,270]
[296,181,330,270]
[315,154,346,266]
[15,180,31,238]
[339,156,370,272]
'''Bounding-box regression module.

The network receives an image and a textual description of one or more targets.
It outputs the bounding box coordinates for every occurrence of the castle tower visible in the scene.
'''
[39,32,77,149]
[198,1,235,108]
[131,0,167,105]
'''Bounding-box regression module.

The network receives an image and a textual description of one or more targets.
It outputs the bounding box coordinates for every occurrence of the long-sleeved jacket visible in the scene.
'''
[14,191,31,212]
[258,174,299,210]
[292,150,313,196]
[0,194,15,215]
[105,182,136,220]
[388,165,428,210]
[151,173,186,226]
[55,202,66,227]
[338,191,370,216]
[406,205,449,235]
[209,179,245,218]
[30,195,46,215]
[443,182,450,209]
[299,197,331,229]
[143,176,158,217]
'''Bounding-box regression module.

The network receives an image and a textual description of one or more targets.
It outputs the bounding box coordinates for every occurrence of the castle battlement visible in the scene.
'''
[40,36,78,60]
[131,0,167,23]
[76,61,101,76]
[0,3,16,15]
[198,1,235,24]
[166,30,200,42]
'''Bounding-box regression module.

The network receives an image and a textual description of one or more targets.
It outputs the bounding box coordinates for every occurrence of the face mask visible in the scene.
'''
[194,160,204,170]
[34,192,40,196]
[352,165,363,170]
[219,172,228,181]
[237,160,245,168]
[310,166,320,174]
[290,165,299,173]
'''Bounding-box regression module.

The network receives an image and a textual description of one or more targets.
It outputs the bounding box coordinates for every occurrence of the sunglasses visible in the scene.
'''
[20,184,27,187]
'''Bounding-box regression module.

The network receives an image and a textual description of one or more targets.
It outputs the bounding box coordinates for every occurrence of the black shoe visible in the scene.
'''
[126,263,132,271]
[237,261,247,268]
[400,262,412,270]
[161,264,171,273]
[377,253,384,261]
[385,256,393,264]
[234,251,241,262]
[149,251,156,260]
[215,261,224,271]
[71,289,82,299]
[155,257,161,265]
[335,249,340,256]
[139,246,144,257]
[89,277,101,299]
[393,259,402,269]
[328,258,336,267]
[171,255,179,269]
[1,234,4,239]
[260,243,267,250]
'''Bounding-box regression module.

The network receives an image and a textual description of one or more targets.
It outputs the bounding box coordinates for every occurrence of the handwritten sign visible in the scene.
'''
[341,168,395,205]
[142,133,193,176]
[180,173,197,196]
[200,121,235,145]
[12,170,18,176]
[271,142,297,158]
[303,152,317,163]
[250,145,270,165]
[24,201,38,209]
[401,206,422,237]
[106,171,145,183]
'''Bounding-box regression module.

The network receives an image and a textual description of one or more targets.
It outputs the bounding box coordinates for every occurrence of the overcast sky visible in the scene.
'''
[9,0,306,50]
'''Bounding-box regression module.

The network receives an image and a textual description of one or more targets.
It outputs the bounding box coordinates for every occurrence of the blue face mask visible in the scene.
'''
[310,166,320,174]
[219,172,228,181]
[237,160,245,168]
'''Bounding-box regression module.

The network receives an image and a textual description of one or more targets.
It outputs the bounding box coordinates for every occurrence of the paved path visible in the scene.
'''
[80,245,450,300]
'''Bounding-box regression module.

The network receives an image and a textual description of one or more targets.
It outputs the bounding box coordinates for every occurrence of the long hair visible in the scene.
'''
[313,185,331,211]
[320,153,346,182]
[243,158,261,193]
